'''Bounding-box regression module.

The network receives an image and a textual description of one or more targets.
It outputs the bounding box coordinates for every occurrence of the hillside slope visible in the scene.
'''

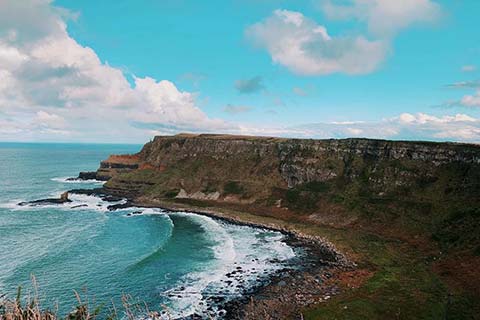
[93,134,480,319]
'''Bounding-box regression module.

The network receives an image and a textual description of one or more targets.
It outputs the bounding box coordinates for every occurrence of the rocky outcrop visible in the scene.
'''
[95,155,140,181]
[19,191,72,206]
[95,134,480,200]
[176,188,221,201]
[78,171,97,180]
[66,171,98,181]
[87,133,480,254]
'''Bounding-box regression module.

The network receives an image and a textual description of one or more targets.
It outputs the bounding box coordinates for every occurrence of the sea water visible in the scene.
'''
[0,143,296,318]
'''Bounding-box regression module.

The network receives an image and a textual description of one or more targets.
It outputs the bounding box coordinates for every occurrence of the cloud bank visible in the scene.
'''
[0,0,227,142]
[0,0,477,144]
[284,113,480,142]
[246,9,387,75]
[246,1,442,76]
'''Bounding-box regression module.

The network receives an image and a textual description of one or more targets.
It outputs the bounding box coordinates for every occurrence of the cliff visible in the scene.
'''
[89,133,480,318]
[95,134,480,252]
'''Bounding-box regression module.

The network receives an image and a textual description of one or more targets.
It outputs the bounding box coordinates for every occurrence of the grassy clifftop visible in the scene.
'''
[97,134,480,319]
[101,134,480,251]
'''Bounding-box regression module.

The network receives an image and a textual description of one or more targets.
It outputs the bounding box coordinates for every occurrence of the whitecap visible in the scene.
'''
[3,193,127,213]
[51,176,105,185]
[164,212,296,319]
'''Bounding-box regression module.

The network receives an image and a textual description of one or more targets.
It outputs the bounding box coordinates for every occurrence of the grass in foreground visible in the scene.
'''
[0,277,167,320]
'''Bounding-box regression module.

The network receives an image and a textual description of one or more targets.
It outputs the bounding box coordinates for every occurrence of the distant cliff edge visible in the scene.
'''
[90,134,479,254]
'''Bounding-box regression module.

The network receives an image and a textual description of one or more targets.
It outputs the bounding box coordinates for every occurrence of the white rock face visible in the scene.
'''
[176,189,220,200]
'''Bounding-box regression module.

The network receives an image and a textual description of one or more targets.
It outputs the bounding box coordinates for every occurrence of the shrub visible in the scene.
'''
[223,181,244,195]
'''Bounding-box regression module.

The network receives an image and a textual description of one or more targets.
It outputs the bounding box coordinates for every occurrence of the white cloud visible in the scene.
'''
[0,0,227,142]
[35,110,66,129]
[246,9,387,76]
[398,112,476,124]
[223,104,253,115]
[461,65,476,72]
[434,128,480,140]
[283,112,480,142]
[247,2,442,76]
[445,80,480,108]
[461,91,480,107]
[345,127,363,136]
[320,0,442,38]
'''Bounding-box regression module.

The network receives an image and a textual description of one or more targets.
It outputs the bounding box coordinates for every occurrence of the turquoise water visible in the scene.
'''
[0,143,296,318]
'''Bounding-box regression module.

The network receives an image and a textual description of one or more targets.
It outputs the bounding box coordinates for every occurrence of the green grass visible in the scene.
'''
[103,143,480,319]
[304,232,452,320]
[223,181,244,195]
[163,189,180,199]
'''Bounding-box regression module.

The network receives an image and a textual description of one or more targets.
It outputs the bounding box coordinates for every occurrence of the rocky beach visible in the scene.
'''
[5,133,480,319]
[60,186,356,319]
[66,133,480,319]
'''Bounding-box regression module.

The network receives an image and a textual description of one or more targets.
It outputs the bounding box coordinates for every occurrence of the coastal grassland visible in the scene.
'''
[118,163,480,319]
[100,136,480,319]
[136,196,480,320]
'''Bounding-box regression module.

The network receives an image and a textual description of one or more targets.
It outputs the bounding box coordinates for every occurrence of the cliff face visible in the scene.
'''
[96,155,140,181]
[100,134,479,194]
[96,134,480,253]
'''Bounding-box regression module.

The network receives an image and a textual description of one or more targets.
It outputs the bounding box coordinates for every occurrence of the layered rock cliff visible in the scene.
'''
[94,134,480,254]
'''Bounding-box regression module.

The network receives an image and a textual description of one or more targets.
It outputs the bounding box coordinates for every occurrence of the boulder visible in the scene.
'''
[18,192,72,206]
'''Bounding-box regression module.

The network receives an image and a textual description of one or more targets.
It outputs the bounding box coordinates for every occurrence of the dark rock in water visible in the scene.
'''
[66,171,97,181]
[60,192,69,201]
[68,188,127,205]
[78,171,97,180]
[71,204,88,209]
[107,201,133,211]
[103,195,124,202]
[18,192,72,206]
[69,188,104,196]
[211,296,225,303]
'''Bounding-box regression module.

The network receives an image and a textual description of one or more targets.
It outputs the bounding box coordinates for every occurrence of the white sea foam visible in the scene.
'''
[164,211,296,319]
[2,193,126,213]
[0,194,297,319]
[164,212,236,318]
[122,207,175,238]
[68,193,126,212]
[51,176,105,185]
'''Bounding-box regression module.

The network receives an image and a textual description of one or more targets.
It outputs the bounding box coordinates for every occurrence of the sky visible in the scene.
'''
[0,0,480,143]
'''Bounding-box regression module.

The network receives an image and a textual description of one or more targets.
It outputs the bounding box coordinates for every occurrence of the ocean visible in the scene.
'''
[0,143,297,318]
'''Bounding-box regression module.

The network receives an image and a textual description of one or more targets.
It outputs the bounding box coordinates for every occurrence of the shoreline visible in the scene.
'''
[130,197,353,268]
[68,188,355,319]
[128,198,355,319]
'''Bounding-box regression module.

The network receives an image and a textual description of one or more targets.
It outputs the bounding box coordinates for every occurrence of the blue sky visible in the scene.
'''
[0,0,479,143]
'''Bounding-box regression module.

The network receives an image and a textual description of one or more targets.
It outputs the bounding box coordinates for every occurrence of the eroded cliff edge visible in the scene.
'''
[88,133,480,318]
[92,133,480,253]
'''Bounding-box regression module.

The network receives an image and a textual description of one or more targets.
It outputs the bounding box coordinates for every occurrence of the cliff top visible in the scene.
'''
[151,133,480,149]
